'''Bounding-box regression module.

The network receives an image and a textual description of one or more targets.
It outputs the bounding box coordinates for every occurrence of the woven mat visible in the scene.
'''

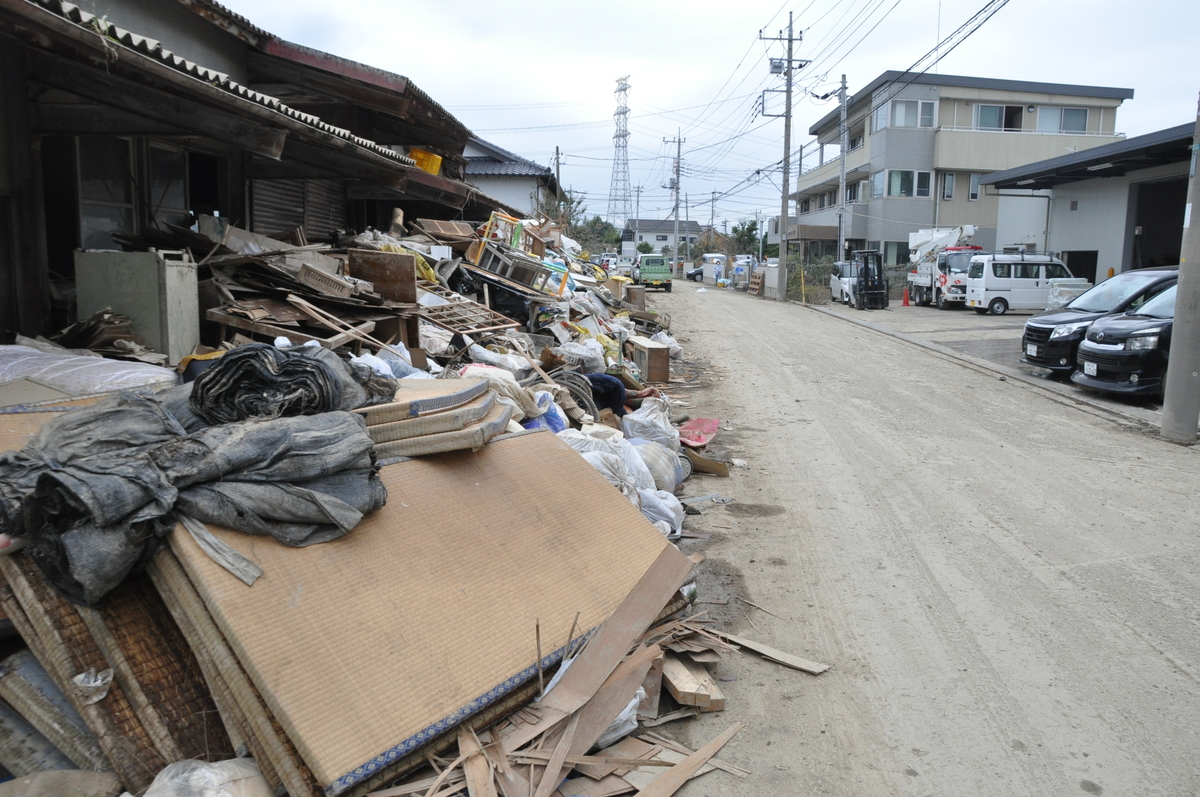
[356,379,488,425]
[367,393,494,445]
[373,400,511,458]
[169,430,671,796]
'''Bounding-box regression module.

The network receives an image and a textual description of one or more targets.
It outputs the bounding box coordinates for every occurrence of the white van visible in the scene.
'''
[965,254,1072,315]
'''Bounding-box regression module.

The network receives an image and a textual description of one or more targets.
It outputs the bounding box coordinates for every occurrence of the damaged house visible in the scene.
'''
[0,0,517,339]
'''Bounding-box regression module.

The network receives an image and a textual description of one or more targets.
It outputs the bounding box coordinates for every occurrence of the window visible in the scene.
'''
[655,234,667,241]
[818,193,827,209]
[849,133,864,150]
[920,101,935,128]
[872,104,888,133]
[886,170,932,198]
[800,198,811,214]
[1061,108,1088,133]
[992,262,1011,278]
[1045,263,1070,279]
[871,171,885,198]
[845,182,858,203]
[968,174,981,201]
[149,146,188,228]
[1069,200,1079,211]
[1013,263,1039,279]
[943,173,955,200]
[883,241,910,266]
[689,237,697,243]
[638,235,644,241]
[976,104,1024,131]
[78,136,134,250]
[678,235,686,241]
[1038,106,1088,133]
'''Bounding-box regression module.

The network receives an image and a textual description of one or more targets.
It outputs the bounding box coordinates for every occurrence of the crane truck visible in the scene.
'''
[906,226,981,309]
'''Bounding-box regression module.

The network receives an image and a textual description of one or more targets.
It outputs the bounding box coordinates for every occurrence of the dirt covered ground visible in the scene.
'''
[648,283,1200,797]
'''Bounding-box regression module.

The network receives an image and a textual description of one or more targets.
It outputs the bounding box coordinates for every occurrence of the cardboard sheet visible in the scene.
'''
[169,430,673,796]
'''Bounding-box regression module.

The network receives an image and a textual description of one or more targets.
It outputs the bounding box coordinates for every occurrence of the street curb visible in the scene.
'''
[791,300,1164,433]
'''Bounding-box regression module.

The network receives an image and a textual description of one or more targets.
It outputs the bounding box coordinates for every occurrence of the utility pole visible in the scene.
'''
[633,185,641,256]
[685,194,691,262]
[664,130,685,271]
[1161,92,1200,444]
[756,209,763,263]
[554,146,563,228]
[761,14,807,298]
[837,74,849,262]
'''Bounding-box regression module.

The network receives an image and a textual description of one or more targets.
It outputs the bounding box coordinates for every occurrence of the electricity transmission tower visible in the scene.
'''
[606,76,633,229]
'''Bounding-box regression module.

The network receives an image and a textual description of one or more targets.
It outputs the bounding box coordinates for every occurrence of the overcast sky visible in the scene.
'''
[224,0,1197,229]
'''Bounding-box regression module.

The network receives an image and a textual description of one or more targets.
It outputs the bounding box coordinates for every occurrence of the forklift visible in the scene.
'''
[852,250,889,310]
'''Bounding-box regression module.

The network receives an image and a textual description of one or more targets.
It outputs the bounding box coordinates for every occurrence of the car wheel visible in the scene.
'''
[664,283,672,293]
[937,295,949,310]
[988,298,1008,316]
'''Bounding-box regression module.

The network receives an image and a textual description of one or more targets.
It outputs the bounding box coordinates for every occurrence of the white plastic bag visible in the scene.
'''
[595,687,646,749]
[650,331,683,360]
[551,339,606,373]
[0,344,176,396]
[637,489,684,538]
[558,430,655,491]
[145,758,272,797]
[580,451,640,505]
[468,344,529,376]
[627,438,682,491]
[621,397,679,451]
[460,365,541,421]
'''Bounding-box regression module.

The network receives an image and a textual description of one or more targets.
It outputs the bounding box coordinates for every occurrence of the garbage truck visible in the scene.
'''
[906,226,981,309]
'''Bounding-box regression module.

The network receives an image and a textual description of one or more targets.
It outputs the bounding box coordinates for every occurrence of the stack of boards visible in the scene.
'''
[355,378,511,457]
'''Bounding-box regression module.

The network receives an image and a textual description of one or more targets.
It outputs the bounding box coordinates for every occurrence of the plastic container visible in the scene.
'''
[408,148,443,176]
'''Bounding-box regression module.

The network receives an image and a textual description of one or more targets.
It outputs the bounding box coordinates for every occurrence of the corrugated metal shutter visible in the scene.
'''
[251,179,305,236]
[304,179,347,240]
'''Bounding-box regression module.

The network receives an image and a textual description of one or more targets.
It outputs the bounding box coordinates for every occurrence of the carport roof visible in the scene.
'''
[981,123,1195,189]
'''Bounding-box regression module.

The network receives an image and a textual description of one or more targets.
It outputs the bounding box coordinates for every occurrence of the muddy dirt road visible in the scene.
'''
[653,285,1200,797]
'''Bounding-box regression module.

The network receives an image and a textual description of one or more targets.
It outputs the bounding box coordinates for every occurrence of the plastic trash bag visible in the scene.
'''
[637,488,684,538]
[596,687,646,749]
[558,430,655,492]
[580,451,640,505]
[551,339,606,373]
[621,397,679,451]
[468,344,529,376]
[144,758,272,797]
[521,391,568,433]
[627,438,682,491]
[650,331,683,360]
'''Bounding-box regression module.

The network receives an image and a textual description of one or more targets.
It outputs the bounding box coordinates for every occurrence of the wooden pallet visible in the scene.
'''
[417,281,520,336]
[748,273,764,296]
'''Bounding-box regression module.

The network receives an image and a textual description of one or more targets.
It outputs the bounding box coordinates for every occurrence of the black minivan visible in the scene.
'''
[1021,267,1178,376]
[1071,283,1177,398]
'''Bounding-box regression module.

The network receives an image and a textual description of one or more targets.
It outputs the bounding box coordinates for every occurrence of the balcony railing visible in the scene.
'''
[936,125,1125,137]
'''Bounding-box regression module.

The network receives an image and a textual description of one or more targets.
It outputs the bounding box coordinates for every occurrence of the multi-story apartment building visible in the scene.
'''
[782,71,1134,267]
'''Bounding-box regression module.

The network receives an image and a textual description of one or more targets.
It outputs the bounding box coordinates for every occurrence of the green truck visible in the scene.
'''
[634,255,672,292]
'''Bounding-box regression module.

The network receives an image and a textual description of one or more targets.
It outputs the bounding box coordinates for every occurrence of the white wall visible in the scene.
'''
[466,176,540,216]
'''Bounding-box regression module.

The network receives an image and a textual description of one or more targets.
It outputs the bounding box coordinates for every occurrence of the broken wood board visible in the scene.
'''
[348,249,418,304]
[628,723,743,797]
[639,708,698,728]
[636,654,665,720]
[683,448,729,477]
[552,774,633,797]
[169,432,679,796]
[709,630,830,675]
[637,733,751,780]
[458,726,498,797]
[661,653,725,712]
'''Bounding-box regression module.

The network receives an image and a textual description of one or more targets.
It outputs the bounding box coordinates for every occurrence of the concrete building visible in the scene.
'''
[463,139,557,217]
[621,219,703,256]
[779,71,1134,268]
[981,123,1193,283]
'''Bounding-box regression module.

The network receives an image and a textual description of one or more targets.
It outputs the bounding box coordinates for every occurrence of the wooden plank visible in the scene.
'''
[531,713,578,797]
[511,751,670,769]
[349,249,418,303]
[500,546,693,754]
[628,723,743,797]
[616,748,716,792]
[636,734,750,780]
[458,726,498,797]
[660,654,724,711]
[551,774,634,797]
[638,709,697,729]
[568,737,657,780]
[708,630,830,675]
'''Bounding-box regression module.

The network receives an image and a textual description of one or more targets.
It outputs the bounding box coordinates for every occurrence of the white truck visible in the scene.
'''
[906,226,981,309]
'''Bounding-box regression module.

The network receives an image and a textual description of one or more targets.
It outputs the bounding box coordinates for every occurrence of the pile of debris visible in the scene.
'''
[0,209,828,797]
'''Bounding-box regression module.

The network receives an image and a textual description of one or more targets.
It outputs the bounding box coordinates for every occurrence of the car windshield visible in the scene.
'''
[968,262,984,279]
[1130,284,1176,319]
[943,252,974,274]
[1069,272,1167,312]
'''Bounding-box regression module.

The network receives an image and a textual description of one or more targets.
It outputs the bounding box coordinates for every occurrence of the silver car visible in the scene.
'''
[830,262,856,304]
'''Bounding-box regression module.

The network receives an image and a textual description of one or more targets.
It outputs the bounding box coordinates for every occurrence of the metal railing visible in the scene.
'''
[936,125,1125,137]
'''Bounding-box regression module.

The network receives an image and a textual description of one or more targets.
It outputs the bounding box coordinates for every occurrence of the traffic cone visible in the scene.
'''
[902,287,911,306]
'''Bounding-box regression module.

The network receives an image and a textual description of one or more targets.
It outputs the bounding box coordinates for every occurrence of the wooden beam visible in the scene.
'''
[28,52,288,159]
[30,102,189,135]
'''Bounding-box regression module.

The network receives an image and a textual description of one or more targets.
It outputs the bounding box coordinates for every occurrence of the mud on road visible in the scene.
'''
[654,284,1200,797]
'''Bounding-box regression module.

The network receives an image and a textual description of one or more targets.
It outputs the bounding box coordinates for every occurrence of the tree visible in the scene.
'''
[659,244,673,257]
[636,241,653,254]
[531,190,620,253]
[729,220,759,257]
